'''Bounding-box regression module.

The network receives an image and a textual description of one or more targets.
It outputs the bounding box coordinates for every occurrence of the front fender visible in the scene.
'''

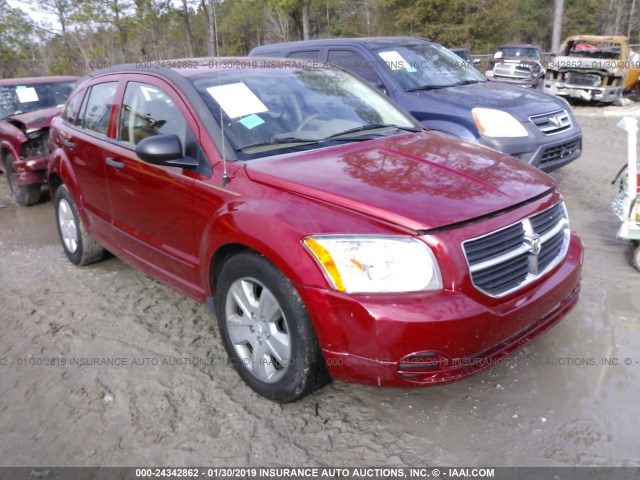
[420,119,478,141]
[199,202,330,294]
[199,199,356,355]
[0,136,23,171]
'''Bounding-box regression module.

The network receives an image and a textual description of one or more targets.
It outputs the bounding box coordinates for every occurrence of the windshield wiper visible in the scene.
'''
[326,123,421,139]
[236,136,320,152]
[406,84,452,92]
[453,79,484,86]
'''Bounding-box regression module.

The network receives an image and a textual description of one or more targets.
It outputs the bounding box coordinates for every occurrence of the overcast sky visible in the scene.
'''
[6,0,63,36]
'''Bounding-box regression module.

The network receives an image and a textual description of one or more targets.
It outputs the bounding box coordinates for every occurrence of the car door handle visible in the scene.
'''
[63,139,76,149]
[105,157,125,169]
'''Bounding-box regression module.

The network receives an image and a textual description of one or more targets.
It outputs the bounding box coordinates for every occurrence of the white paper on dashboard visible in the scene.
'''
[206,83,268,119]
[16,87,39,103]
[377,51,409,70]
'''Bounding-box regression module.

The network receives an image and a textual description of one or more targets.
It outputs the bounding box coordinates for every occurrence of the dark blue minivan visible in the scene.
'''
[250,37,582,172]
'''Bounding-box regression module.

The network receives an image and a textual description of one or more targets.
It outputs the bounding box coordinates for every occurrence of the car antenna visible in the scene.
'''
[221,105,229,186]
[216,61,229,187]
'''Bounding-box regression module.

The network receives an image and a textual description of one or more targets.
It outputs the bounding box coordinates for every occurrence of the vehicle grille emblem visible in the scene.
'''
[529,235,542,255]
[549,116,563,127]
[524,229,542,275]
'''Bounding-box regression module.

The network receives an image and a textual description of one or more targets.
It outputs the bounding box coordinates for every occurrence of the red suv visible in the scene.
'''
[48,59,583,402]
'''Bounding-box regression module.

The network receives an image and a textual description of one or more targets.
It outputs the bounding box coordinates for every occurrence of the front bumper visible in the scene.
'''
[10,155,48,187]
[487,76,541,88]
[301,232,583,387]
[544,80,623,103]
[478,127,582,173]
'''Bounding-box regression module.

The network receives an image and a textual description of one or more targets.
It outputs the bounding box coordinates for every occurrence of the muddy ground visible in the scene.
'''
[1,104,640,468]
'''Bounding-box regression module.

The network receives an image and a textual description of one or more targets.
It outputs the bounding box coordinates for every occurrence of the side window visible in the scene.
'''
[327,50,379,84]
[62,90,83,125]
[118,82,188,148]
[288,50,321,60]
[79,82,117,135]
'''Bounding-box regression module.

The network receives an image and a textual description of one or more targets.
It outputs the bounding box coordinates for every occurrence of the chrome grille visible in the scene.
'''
[529,109,572,135]
[493,63,532,79]
[539,139,581,166]
[565,71,602,87]
[462,202,570,297]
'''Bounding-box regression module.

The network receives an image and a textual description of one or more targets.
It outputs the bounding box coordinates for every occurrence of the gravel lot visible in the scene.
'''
[1,103,639,467]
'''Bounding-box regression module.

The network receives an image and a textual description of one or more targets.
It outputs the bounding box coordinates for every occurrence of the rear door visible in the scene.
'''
[57,81,119,235]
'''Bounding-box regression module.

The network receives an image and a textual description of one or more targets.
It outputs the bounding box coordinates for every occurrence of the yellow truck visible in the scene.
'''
[544,35,640,103]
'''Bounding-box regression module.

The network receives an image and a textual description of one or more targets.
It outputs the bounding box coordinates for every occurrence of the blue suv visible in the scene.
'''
[250,37,582,172]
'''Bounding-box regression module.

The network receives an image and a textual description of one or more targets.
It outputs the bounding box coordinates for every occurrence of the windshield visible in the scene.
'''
[563,40,622,59]
[495,47,540,60]
[373,43,486,91]
[190,68,418,160]
[0,80,76,120]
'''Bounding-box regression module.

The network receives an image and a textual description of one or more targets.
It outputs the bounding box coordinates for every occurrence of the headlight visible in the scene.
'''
[302,235,442,293]
[472,108,528,138]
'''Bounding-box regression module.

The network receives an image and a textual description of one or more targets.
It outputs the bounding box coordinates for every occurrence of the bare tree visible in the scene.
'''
[551,0,564,52]
[301,1,310,39]
[202,0,218,56]
[181,0,195,57]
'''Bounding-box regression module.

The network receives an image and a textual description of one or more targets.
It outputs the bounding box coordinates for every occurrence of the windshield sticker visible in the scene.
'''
[239,114,265,129]
[378,51,410,71]
[15,87,39,103]
[206,83,268,119]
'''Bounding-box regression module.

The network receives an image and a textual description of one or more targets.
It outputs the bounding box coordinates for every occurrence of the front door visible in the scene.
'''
[104,77,201,294]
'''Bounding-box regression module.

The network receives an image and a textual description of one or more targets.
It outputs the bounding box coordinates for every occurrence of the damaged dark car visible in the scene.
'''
[0,76,77,205]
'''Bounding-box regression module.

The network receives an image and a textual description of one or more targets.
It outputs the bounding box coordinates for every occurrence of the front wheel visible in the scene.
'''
[5,153,41,206]
[54,185,105,265]
[215,252,329,402]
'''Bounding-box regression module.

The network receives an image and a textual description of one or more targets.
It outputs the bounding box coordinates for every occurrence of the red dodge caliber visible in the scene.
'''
[48,59,583,402]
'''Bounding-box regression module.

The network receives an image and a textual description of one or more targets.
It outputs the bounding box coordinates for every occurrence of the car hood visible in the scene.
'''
[245,132,555,232]
[495,57,542,69]
[413,81,563,120]
[6,106,63,131]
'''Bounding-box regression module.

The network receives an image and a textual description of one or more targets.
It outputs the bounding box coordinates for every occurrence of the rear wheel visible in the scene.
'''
[215,252,329,402]
[5,153,41,206]
[54,185,105,265]
[633,244,640,272]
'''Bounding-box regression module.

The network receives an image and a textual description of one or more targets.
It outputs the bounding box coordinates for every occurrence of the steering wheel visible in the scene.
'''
[295,113,324,132]
[148,119,167,130]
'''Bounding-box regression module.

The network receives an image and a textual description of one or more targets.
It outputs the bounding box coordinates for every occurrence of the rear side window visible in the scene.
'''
[327,50,379,84]
[79,82,117,136]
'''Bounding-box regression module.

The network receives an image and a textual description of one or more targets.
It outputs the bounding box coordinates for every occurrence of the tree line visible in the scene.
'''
[0,0,637,78]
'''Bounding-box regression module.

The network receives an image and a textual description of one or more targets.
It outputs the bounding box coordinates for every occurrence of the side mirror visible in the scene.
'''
[473,59,481,65]
[374,79,388,96]
[135,134,198,169]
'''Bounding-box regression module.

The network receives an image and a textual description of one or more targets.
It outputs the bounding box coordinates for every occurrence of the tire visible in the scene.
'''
[215,252,329,402]
[5,153,41,206]
[633,244,640,272]
[54,185,105,265]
